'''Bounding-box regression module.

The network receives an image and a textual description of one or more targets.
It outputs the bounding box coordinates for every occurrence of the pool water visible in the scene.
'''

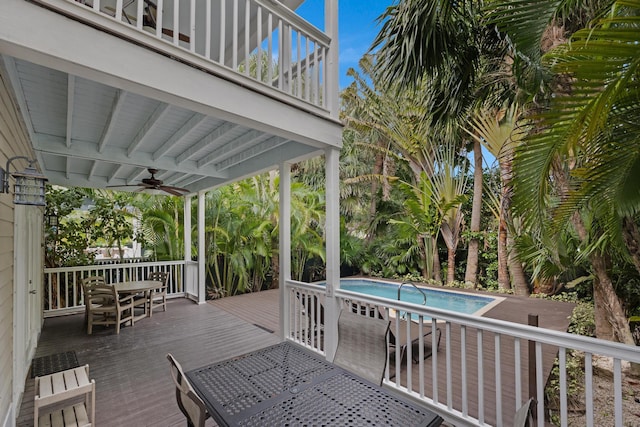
[337,278,498,315]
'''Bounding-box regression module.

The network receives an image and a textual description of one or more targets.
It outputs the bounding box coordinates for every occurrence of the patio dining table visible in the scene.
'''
[112,280,161,323]
[186,341,443,427]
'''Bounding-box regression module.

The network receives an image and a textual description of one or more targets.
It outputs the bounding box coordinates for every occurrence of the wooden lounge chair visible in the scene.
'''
[86,284,135,334]
[147,271,169,315]
[384,308,441,364]
[167,353,210,427]
[333,309,390,386]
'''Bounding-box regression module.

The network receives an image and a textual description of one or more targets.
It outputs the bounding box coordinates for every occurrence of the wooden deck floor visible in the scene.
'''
[17,299,280,427]
[18,289,573,426]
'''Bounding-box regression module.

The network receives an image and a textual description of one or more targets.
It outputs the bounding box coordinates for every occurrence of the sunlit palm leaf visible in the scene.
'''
[513,0,640,228]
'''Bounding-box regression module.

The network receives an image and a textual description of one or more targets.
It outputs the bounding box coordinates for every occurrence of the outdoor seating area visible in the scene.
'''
[17,288,579,426]
[80,274,167,334]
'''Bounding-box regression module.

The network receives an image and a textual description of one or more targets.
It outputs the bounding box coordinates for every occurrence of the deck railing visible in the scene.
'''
[38,0,331,111]
[43,260,189,317]
[285,280,640,427]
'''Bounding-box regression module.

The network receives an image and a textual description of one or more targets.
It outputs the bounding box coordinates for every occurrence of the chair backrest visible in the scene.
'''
[81,276,106,296]
[148,271,169,290]
[166,353,209,427]
[87,284,116,306]
[514,398,535,427]
[333,309,390,385]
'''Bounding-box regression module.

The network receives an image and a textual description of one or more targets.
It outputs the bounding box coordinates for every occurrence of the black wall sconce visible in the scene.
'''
[0,156,48,206]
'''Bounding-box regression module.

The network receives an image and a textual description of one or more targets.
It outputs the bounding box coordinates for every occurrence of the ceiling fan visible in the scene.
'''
[107,168,189,196]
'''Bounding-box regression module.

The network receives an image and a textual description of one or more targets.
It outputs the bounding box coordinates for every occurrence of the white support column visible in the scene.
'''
[324,0,339,119]
[324,147,340,361]
[197,191,206,304]
[279,162,292,339]
[184,195,192,262]
[184,195,192,295]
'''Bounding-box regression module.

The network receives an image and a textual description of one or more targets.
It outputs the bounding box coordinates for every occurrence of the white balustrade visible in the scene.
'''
[44,260,187,316]
[285,280,640,427]
[45,0,331,111]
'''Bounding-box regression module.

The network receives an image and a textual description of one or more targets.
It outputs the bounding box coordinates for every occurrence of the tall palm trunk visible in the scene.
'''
[432,237,442,283]
[498,145,515,290]
[447,247,456,284]
[572,214,635,346]
[497,195,511,290]
[465,138,482,286]
[507,234,529,295]
[622,216,640,272]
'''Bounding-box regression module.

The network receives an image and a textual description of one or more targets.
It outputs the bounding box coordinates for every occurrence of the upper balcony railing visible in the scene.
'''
[39,0,331,112]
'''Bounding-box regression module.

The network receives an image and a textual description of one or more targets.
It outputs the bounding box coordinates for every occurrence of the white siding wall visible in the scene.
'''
[0,61,36,427]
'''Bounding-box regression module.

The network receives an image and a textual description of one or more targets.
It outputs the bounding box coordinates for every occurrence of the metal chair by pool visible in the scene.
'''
[386,312,442,364]
[333,309,390,386]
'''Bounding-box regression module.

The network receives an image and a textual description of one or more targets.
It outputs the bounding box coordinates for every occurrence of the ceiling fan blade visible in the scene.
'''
[106,184,145,192]
[160,186,189,196]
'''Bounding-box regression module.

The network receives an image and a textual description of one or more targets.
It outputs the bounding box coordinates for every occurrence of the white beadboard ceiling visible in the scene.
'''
[1,0,342,196]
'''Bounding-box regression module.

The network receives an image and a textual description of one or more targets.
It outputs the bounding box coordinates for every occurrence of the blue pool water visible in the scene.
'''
[336,279,497,315]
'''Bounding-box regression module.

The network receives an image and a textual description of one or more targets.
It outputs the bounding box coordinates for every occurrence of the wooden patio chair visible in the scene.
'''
[333,309,390,386]
[147,271,169,315]
[81,276,106,326]
[86,284,135,334]
[167,353,210,427]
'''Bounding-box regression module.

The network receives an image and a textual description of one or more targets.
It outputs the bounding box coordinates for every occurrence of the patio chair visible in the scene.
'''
[514,398,535,427]
[384,308,441,364]
[86,284,135,334]
[167,353,210,427]
[147,271,169,315]
[81,276,106,326]
[333,309,390,386]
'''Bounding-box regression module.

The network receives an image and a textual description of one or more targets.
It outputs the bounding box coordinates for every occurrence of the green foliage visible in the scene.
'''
[45,186,94,267]
[545,351,585,423]
[532,292,596,337]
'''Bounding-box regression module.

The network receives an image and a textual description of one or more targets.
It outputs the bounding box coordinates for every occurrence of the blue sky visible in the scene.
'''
[295,0,392,88]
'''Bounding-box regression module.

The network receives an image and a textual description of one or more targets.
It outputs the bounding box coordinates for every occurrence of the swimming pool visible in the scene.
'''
[331,278,502,316]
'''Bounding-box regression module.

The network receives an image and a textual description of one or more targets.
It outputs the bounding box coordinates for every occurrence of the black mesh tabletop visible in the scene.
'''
[186,341,443,427]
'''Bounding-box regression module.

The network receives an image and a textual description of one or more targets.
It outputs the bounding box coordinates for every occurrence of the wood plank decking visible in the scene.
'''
[18,288,574,426]
[17,298,279,427]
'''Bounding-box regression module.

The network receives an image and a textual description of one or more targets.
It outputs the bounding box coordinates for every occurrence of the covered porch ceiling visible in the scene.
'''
[4,56,333,195]
[0,0,341,196]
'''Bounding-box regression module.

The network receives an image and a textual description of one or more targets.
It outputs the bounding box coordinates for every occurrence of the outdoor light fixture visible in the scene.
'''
[0,156,47,206]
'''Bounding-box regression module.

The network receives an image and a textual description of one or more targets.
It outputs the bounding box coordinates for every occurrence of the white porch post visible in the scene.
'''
[324,147,341,361]
[197,191,206,304]
[325,0,339,119]
[323,0,340,361]
[279,162,292,338]
[183,194,192,295]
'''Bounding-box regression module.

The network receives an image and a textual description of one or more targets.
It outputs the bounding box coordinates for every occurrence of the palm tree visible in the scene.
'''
[497,0,640,345]
[466,106,529,294]
[371,0,514,287]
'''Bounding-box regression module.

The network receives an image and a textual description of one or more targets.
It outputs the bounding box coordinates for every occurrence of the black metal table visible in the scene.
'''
[186,341,443,427]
